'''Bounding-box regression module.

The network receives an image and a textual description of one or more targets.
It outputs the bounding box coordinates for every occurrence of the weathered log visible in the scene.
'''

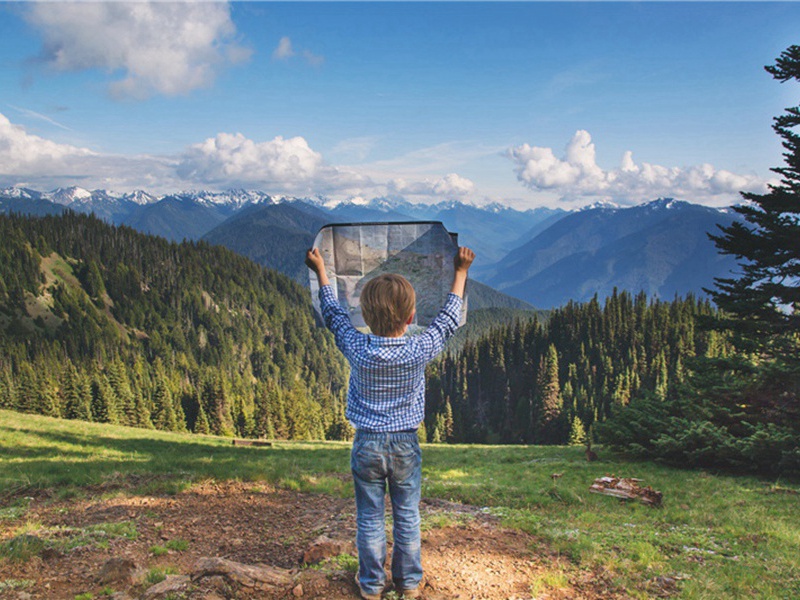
[589,476,663,506]
[142,575,190,599]
[192,557,294,591]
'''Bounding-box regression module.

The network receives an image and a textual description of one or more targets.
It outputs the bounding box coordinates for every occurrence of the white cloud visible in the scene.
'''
[508,130,769,206]
[26,1,250,99]
[0,112,94,173]
[177,132,368,194]
[0,112,476,200]
[272,37,295,61]
[0,111,181,192]
[388,173,475,198]
[272,36,324,67]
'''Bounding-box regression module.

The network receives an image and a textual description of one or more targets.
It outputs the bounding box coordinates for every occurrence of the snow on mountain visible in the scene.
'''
[177,189,278,208]
[0,186,43,200]
[643,197,687,211]
[123,190,158,205]
[580,200,620,211]
[46,186,93,205]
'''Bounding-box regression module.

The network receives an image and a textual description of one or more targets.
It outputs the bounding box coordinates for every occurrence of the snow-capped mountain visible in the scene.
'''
[482,198,741,308]
[47,186,94,205]
[0,184,743,309]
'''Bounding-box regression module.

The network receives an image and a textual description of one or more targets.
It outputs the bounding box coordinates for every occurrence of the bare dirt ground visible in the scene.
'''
[0,481,629,600]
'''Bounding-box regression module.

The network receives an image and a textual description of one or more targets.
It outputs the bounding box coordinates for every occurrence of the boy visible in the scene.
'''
[305,246,475,600]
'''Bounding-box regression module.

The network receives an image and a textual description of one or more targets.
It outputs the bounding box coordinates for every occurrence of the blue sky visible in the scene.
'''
[0,1,798,209]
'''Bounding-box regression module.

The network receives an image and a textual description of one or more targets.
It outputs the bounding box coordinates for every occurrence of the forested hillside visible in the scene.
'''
[423,291,729,445]
[1,211,736,449]
[0,211,351,440]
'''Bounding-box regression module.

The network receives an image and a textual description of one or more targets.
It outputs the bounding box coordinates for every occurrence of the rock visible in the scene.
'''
[293,583,304,597]
[97,558,138,585]
[302,535,355,565]
[142,575,191,599]
[192,557,294,591]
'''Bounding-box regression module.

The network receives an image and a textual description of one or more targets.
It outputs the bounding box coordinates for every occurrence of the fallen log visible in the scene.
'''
[232,439,273,447]
[589,476,663,507]
[192,557,293,591]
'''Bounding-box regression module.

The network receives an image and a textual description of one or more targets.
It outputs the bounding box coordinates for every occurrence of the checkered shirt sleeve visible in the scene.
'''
[319,284,462,431]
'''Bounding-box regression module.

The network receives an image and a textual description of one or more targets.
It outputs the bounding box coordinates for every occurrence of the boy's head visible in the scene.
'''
[361,274,416,337]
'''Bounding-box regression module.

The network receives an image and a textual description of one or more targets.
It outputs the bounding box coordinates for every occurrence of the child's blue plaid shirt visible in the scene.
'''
[319,284,463,432]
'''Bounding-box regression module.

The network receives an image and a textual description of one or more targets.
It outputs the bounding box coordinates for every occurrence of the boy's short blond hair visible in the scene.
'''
[360,274,416,336]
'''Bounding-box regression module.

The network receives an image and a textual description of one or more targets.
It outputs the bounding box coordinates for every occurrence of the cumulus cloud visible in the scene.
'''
[3,111,475,200]
[177,132,368,194]
[272,35,324,67]
[508,130,769,206]
[0,111,182,192]
[388,173,475,198]
[272,37,295,61]
[26,1,250,99]
[0,111,472,202]
[0,112,94,173]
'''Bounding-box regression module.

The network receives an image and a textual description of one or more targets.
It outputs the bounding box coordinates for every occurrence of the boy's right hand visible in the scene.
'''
[454,247,475,273]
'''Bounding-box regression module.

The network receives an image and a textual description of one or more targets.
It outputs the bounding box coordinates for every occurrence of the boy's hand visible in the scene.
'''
[305,248,330,286]
[454,247,475,273]
[450,246,474,298]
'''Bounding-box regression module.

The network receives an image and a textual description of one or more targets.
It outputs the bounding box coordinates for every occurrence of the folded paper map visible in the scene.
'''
[309,221,468,333]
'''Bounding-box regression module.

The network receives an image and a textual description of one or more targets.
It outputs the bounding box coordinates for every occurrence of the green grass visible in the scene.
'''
[165,539,189,552]
[0,520,138,561]
[144,566,179,585]
[0,579,34,591]
[1,410,799,599]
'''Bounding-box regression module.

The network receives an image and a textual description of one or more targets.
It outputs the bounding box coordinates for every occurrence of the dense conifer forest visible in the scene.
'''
[0,210,733,451]
[0,211,351,440]
[1,198,796,476]
[423,291,728,445]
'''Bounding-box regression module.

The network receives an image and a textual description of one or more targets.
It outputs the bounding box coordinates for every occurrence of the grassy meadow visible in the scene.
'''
[1,409,798,599]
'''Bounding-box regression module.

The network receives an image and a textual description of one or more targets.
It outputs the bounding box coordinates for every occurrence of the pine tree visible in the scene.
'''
[708,45,800,358]
[568,416,588,446]
[535,344,565,444]
[151,373,178,431]
[62,363,92,421]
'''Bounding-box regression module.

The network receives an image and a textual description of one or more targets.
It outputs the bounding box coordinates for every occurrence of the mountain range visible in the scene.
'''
[1,186,742,308]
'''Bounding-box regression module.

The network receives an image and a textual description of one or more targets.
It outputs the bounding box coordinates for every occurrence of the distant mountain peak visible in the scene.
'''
[48,186,93,204]
[580,200,620,211]
[123,190,158,205]
[0,186,42,200]
[643,197,685,210]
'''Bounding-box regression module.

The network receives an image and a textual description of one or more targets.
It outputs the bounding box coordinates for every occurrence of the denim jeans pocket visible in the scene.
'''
[390,440,421,484]
[351,438,387,481]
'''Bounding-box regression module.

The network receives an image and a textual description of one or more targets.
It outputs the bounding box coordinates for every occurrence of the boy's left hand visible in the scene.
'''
[305,248,331,286]
[305,248,325,273]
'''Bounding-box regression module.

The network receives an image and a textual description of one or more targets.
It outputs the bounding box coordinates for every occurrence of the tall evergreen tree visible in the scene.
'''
[535,344,564,444]
[599,47,800,476]
[62,363,92,421]
[708,45,800,358]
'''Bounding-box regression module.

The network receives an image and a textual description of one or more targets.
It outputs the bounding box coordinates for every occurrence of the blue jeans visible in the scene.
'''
[351,430,422,595]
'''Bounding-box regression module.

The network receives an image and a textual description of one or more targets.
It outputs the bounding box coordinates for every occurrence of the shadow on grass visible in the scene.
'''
[0,423,352,495]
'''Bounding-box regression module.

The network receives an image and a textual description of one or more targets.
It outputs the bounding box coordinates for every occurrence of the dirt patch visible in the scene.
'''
[0,481,629,599]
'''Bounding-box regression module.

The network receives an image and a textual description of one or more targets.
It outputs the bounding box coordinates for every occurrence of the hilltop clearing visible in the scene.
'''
[1,412,798,599]
[0,480,624,600]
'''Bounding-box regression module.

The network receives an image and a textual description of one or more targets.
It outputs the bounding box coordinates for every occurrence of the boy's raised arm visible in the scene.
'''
[450,247,474,298]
